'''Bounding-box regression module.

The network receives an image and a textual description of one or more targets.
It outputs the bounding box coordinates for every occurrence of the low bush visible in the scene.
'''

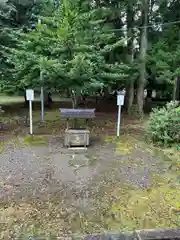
[146,101,180,145]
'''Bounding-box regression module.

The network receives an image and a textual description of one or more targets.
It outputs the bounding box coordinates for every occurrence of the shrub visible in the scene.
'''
[146,101,180,145]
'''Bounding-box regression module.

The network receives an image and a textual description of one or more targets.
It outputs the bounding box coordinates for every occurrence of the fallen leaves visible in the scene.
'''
[103,183,180,231]
[0,110,180,237]
[115,139,133,155]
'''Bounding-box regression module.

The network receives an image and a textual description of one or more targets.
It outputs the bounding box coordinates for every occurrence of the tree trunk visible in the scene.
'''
[173,78,177,101]
[173,77,180,101]
[24,91,28,106]
[177,78,180,100]
[66,89,71,98]
[125,0,135,114]
[70,89,78,128]
[137,0,149,116]
[126,83,134,114]
[71,90,77,109]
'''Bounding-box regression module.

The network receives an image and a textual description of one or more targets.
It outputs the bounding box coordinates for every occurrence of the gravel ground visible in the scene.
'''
[0,135,175,238]
[0,136,164,204]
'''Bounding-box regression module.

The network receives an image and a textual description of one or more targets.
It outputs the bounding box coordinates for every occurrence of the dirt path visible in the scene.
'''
[0,135,178,238]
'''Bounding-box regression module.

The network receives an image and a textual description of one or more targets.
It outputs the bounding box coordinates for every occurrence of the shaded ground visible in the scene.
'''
[0,101,180,239]
[0,133,179,239]
[0,136,163,199]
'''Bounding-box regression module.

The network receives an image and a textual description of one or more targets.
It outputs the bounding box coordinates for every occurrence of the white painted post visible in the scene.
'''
[26,89,34,135]
[41,86,44,121]
[29,100,33,135]
[40,70,44,121]
[117,92,125,137]
[117,105,121,137]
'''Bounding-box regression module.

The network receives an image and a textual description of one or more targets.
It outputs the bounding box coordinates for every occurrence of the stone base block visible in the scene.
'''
[64,129,90,147]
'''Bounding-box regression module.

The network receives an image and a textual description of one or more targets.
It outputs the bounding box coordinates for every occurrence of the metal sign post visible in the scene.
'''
[117,92,125,137]
[40,71,44,121]
[29,100,33,135]
[40,86,44,121]
[26,89,34,135]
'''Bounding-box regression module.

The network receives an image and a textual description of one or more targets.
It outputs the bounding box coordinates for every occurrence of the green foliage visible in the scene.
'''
[5,0,128,93]
[0,0,47,92]
[1,0,180,106]
[146,101,180,145]
[147,0,180,95]
[147,37,180,93]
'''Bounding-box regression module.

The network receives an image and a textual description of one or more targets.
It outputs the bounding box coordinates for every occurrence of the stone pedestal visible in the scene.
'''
[64,129,90,147]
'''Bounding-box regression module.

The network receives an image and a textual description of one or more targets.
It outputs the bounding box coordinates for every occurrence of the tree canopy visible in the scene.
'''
[1,0,180,113]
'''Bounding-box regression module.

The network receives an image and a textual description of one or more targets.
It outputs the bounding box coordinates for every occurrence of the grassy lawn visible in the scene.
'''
[0,95,71,105]
[0,95,25,104]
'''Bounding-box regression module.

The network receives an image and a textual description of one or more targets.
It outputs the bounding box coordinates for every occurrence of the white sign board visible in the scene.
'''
[117,94,125,106]
[26,89,34,101]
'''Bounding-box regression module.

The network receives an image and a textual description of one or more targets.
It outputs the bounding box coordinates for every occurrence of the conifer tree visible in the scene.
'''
[6,0,129,95]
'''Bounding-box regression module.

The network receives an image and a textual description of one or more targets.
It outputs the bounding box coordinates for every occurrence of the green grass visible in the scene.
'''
[0,144,5,153]
[24,135,48,146]
[0,95,71,105]
[33,109,60,122]
[0,95,24,104]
